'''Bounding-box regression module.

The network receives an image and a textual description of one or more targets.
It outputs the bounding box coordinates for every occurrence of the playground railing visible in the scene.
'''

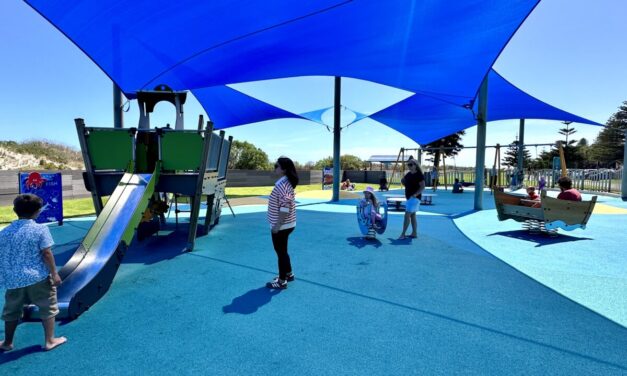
[522,168,622,193]
[392,167,624,194]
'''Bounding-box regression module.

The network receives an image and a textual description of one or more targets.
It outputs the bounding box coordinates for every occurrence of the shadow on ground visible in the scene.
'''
[346,236,383,249]
[488,230,593,247]
[223,287,282,314]
[0,345,42,365]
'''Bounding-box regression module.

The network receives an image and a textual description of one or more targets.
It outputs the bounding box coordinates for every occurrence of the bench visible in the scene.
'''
[420,193,436,205]
[385,193,437,210]
[385,196,406,210]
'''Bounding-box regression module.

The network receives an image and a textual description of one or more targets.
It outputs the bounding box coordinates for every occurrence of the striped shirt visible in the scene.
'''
[267,176,296,230]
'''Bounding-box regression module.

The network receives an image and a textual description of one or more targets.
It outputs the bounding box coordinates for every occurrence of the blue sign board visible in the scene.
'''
[18,172,63,224]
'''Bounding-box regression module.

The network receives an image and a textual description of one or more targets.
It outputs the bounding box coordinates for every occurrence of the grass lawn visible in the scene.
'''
[0,183,402,224]
[0,197,104,224]
[225,182,400,199]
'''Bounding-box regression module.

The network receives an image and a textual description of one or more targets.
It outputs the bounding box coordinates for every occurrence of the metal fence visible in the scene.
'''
[390,166,624,194]
[524,168,623,193]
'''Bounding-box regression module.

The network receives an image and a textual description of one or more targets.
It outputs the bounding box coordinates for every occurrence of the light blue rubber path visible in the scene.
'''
[455,205,627,328]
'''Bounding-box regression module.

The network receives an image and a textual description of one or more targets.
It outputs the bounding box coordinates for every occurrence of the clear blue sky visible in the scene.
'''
[0,0,625,167]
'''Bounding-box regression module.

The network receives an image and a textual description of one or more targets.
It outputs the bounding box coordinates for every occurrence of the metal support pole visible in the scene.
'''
[332,76,341,202]
[75,118,104,215]
[138,101,150,129]
[622,129,627,200]
[474,76,489,210]
[518,119,525,181]
[113,84,124,128]
[184,120,214,252]
[174,95,184,130]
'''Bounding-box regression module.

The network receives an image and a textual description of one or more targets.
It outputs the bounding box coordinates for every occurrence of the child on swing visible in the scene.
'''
[360,186,382,230]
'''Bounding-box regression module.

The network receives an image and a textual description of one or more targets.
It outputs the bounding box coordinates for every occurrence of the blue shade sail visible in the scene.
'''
[477,70,601,127]
[192,86,300,129]
[25,0,539,106]
[370,69,602,145]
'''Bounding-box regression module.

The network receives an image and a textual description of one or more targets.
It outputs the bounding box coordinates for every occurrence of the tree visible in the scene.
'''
[228,140,270,170]
[314,154,363,170]
[577,138,590,162]
[422,131,465,168]
[589,101,627,167]
[558,121,577,146]
[501,140,531,168]
[531,140,586,169]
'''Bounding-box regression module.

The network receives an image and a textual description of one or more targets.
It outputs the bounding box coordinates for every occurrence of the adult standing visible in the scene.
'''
[266,157,299,289]
[400,158,426,239]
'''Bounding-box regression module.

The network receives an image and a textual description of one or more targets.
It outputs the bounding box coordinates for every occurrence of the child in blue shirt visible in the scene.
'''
[452,178,464,193]
[0,194,66,352]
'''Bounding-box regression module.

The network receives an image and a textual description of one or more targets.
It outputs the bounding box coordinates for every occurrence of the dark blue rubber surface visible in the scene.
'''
[2,206,626,374]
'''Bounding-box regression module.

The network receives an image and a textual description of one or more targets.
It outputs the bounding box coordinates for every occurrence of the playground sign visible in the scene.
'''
[19,172,63,225]
[322,167,333,190]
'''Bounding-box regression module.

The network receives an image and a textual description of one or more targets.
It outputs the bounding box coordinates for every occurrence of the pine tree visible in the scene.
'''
[558,121,577,146]
[502,140,531,168]
[589,101,627,167]
[423,131,465,168]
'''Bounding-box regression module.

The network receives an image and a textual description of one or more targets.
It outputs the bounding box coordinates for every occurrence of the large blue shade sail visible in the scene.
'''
[370,69,602,145]
[25,0,539,106]
[479,70,601,127]
[192,86,300,128]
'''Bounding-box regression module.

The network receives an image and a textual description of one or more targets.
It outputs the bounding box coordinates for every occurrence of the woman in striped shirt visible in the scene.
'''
[266,157,299,289]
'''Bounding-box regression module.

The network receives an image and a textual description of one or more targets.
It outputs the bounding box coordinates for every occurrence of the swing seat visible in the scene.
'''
[356,200,388,235]
[494,190,596,232]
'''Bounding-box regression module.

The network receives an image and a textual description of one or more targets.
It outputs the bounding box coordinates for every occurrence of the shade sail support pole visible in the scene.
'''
[622,129,627,201]
[518,119,525,180]
[474,76,489,210]
[113,83,124,128]
[332,76,341,202]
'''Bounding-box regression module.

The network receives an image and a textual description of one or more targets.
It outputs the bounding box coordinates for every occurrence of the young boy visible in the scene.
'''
[0,194,67,352]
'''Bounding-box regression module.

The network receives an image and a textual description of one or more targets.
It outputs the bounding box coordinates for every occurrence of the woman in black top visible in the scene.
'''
[399,158,426,239]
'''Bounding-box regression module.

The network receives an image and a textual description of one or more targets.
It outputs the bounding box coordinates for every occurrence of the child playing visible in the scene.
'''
[452,178,464,193]
[360,187,382,233]
[526,186,540,201]
[0,194,67,352]
[522,186,541,208]
[538,176,546,191]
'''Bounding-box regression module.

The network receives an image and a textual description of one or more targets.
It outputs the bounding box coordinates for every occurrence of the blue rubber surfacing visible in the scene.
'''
[1,196,627,375]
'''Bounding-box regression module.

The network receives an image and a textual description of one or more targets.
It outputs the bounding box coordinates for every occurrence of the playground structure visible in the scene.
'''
[24,89,232,321]
[493,190,597,233]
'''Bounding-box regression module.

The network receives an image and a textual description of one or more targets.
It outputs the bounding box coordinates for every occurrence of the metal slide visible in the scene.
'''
[24,170,159,320]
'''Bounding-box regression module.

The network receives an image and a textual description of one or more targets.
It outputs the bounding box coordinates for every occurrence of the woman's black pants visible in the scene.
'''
[271,227,294,280]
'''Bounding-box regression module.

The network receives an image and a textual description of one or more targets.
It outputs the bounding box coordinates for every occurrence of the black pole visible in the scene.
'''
[113,83,124,128]
[332,76,341,202]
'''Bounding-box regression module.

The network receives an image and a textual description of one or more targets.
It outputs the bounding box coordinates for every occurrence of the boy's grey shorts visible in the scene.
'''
[2,276,59,321]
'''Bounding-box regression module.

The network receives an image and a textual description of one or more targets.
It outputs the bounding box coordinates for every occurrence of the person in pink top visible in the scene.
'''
[556,176,582,201]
